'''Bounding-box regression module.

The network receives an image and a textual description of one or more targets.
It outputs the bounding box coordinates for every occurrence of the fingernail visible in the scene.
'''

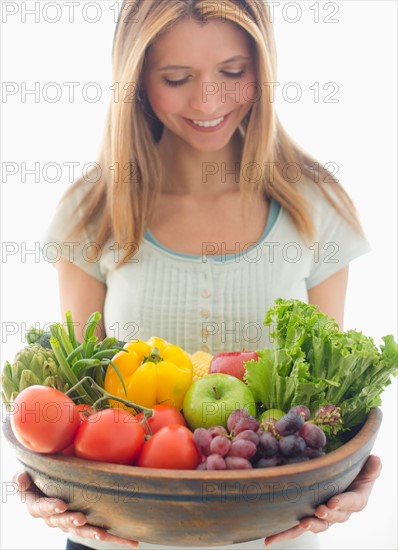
[54,508,63,513]
[94,534,101,541]
[305,523,312,530]
[318,512,328,519]
[73,519,85,526]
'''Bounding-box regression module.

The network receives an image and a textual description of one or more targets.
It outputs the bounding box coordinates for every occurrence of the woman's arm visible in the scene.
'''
[56,257,107,341]
[307,266,349,329]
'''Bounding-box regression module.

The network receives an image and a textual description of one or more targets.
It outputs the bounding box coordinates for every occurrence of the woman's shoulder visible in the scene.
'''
[297,176,351,222]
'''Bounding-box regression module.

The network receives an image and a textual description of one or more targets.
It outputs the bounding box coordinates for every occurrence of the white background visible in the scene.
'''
[1,1,397,549]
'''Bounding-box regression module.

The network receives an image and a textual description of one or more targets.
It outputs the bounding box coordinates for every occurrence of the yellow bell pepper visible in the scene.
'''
[104,337,193,410]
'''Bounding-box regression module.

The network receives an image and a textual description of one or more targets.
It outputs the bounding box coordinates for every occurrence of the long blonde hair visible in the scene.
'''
[69,0,363,263]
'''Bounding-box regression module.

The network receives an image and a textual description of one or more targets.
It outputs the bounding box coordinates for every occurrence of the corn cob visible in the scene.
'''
[191,351,213,381]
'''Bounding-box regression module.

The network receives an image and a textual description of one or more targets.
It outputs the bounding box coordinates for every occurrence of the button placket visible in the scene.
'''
[199,266,213,352]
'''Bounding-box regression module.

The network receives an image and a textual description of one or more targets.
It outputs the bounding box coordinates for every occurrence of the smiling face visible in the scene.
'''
[142,17,257,152]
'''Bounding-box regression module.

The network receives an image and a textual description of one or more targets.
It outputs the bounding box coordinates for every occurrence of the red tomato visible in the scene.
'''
[10,386,80,454]
[136,424,201,469]
[75,404,93,423]
[74,408,145,465]
[136,404,186,435]
[61,443,75,456]
[60,405,94,456]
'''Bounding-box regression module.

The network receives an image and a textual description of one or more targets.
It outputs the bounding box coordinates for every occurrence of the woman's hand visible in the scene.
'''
[264,455,382,546]
[14,471,139,548]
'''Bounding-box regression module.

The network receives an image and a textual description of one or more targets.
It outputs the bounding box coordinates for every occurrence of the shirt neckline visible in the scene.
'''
[144,199,281,262]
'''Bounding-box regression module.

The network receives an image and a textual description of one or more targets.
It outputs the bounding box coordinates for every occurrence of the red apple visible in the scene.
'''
[208,351,259,381]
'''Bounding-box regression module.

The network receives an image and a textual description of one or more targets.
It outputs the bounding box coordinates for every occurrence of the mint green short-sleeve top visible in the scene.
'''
[43,181,370,354]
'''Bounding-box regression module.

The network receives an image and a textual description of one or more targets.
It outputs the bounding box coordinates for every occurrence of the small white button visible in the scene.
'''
[201,289,211,298]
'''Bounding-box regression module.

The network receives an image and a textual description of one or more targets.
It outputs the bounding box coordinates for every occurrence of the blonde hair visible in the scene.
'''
[68,0,363,263]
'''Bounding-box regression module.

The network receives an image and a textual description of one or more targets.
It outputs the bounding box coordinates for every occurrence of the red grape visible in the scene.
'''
[228,439,257,459]
[206,454,227,470]
[193,428,212,456]
[234,430,260,446]
[225,456,252,470]
[210,435,232,457]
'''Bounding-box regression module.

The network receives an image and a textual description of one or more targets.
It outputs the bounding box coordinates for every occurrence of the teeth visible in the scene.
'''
[192,116,224,128]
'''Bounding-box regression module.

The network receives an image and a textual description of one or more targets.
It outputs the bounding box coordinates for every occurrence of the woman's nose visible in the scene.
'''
[188,80,223,114]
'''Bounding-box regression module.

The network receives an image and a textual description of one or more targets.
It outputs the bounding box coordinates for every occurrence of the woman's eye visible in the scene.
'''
[222,70,245,78]
[164,77,190,87]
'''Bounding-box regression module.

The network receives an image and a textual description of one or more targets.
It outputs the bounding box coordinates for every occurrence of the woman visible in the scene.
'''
[15,1,381,548]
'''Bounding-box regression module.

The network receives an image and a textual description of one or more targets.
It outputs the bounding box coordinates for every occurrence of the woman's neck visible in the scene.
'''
[157,129,244,197]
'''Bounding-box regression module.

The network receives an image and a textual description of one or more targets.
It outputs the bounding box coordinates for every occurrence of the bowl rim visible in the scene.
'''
[3,408,382,480]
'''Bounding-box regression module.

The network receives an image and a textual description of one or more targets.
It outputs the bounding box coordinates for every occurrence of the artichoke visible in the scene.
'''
[1,344,70,407]
[26,327,52,349]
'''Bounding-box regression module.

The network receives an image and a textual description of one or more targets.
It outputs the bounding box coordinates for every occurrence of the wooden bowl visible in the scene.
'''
[3,408,382,547]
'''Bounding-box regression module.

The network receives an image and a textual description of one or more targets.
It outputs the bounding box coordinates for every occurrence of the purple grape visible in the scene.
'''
[279,435,306,457]
[208,425,228,438]
[255,455,281,468]
[210,435,232,457]
[234,430,260,446]
[206,454,227,470]
[289,405,310,421]
[233,416,260,435]
[298,423,327,449]
[196,461,207,470]
[258,431,279,458]
[193,428,212,456]
[304,447,326,459]
[227,409,249,433]
[225,456,253,470]
[275,413,304,436]
[228,439,257,459]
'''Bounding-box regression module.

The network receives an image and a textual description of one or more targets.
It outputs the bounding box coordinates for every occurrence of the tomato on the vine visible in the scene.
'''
[74,408,145,465]
[136,404,186,435]
[75,404,93,423]
[136,424,201,469]
[10,386,81,454]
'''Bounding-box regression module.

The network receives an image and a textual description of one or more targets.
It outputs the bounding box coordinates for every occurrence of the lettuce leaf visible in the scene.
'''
[245,299,398,442]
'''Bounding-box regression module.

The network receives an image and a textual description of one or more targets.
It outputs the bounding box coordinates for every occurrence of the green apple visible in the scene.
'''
[183,373,256,430]
[258,408,285,432]
[258,409,285,423]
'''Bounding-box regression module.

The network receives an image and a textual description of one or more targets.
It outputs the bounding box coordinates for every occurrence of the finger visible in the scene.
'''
[349,455,382,488]
[315,506,351,525]
[324,489,368,513]
[94,527,140,548]
[264,524,306,546]
[64,524,139,548]
[25,493,69,519]
[44,512,88,530]
[321,455,383,515]
[299,517,332,533]
[13,471,69,517]
[13,471,35,493]
[16,481,68,518]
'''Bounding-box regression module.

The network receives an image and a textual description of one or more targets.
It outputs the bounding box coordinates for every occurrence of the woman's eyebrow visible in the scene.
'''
[157,55,251,72]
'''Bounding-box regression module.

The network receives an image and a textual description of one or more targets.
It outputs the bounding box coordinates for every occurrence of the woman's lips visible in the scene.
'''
[183,112,231,132]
